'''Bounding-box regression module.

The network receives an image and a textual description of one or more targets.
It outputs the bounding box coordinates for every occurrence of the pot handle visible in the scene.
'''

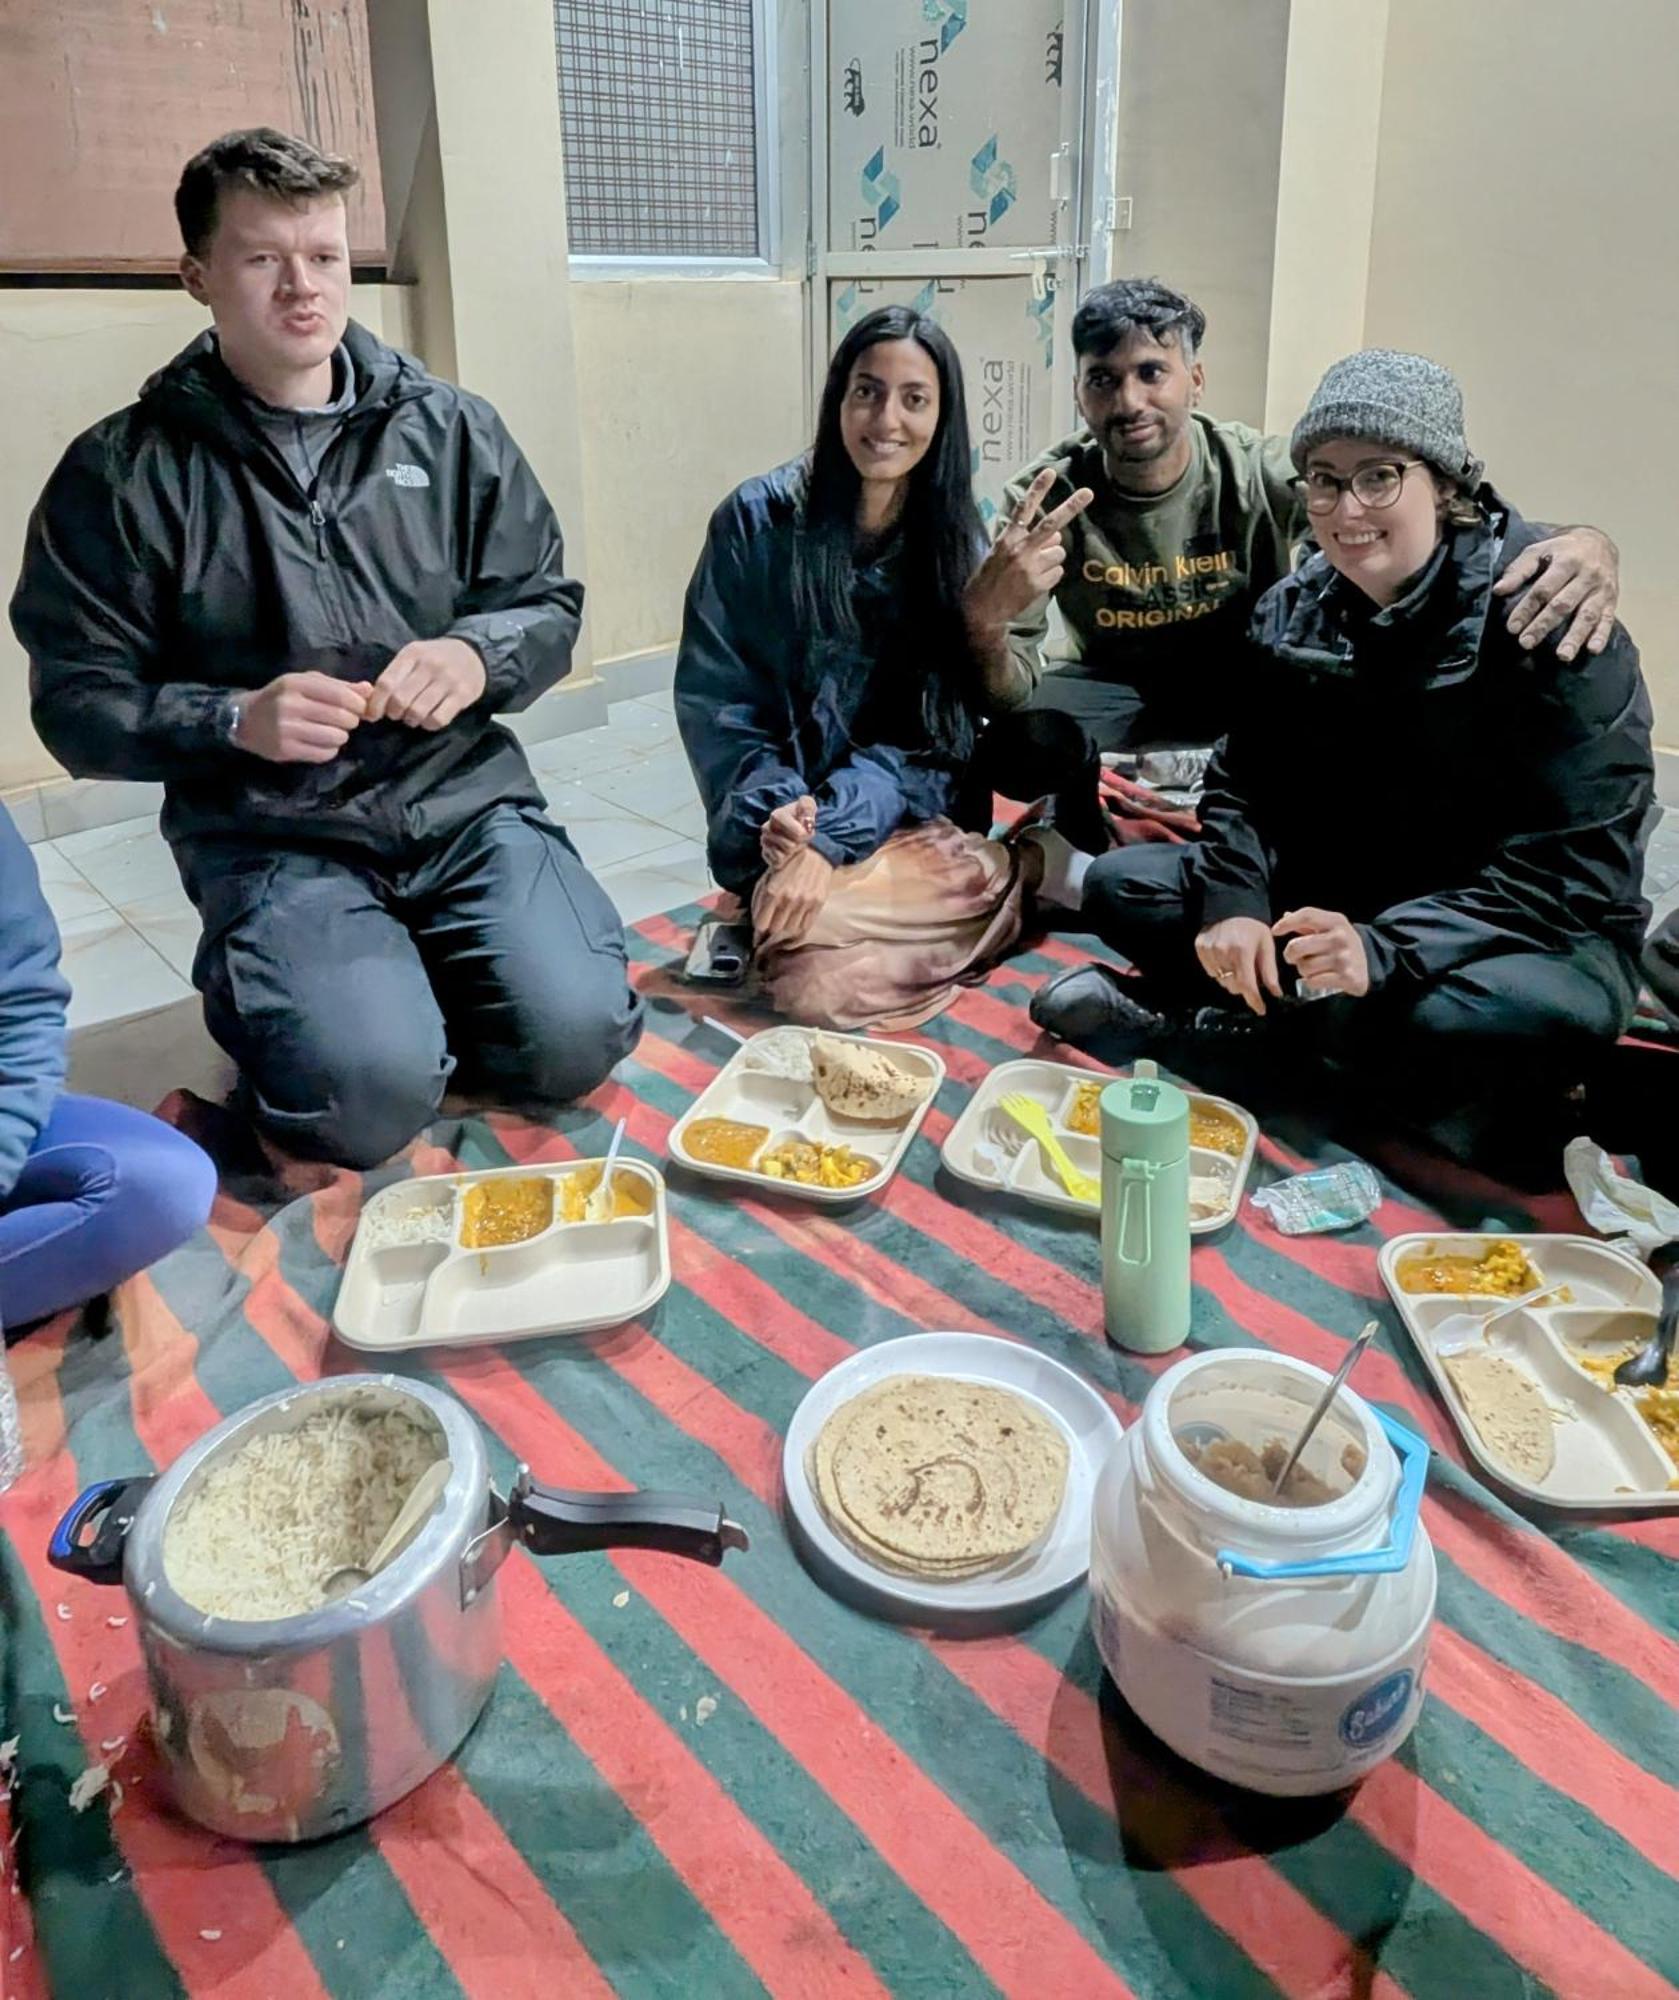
[509,1470,749,1566]
[48,1477,154,1586]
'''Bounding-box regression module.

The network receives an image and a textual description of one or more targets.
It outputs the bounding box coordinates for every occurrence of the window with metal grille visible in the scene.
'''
[554,0,767,261]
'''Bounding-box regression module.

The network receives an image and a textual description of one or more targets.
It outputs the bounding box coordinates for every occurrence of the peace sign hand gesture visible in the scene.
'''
[963,467,1096,633]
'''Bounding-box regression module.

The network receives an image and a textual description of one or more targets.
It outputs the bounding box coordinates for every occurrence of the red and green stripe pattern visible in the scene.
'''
[3,915,1676,2000]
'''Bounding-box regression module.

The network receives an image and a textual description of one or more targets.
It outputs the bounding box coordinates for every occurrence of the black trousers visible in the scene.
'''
[1020,664,1220,757]
[1081,845,1638,1129]
[183,803,644,1167]
[963,708,1099,815]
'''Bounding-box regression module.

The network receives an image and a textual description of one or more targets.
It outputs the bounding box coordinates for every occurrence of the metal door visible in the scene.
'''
[809,0,1122,523]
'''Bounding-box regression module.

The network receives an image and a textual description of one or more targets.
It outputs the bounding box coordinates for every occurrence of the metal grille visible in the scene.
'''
[555,0,762,258]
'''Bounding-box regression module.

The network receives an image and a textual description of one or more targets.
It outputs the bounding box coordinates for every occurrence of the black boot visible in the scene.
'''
[1181,1002,1272,1046]
[1032,961,1281,1063]
[1029,963,1172,1055]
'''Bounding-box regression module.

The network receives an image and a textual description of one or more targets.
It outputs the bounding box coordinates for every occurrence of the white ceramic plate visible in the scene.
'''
[333,1159,671,1351]
[940,1058,1256,1234]
[1378,1232,1678,1510]
[668,1026,945,1206]
[782,1330,1123,1623]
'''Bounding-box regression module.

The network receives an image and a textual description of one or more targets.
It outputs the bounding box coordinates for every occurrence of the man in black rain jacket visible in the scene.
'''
[10,129,641,1167]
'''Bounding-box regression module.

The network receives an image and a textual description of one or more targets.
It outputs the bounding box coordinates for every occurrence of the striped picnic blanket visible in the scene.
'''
[2,916,1676,2000]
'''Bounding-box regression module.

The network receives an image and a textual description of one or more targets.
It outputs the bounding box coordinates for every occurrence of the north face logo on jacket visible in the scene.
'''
[385,462,430,488]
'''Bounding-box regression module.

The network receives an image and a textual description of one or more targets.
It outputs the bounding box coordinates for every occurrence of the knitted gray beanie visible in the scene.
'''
[1290,348,1481,484]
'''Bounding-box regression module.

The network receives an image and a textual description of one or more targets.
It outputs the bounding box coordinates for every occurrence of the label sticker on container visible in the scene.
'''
[1338,1670,1415,1749]
[1208,1675,1315,1750]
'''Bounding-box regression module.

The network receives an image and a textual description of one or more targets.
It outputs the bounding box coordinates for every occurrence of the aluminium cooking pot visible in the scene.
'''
[47,1374,747,1842]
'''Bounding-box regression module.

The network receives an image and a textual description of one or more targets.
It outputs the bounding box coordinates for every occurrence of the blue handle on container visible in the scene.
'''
[1215,1413,1428,1581]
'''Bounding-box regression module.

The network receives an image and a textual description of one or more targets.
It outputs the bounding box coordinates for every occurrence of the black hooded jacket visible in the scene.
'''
[1192,498,1653,992]
[10,321,579,861]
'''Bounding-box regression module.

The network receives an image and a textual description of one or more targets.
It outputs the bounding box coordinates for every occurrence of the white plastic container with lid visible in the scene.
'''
[1090,1349,1435,1796]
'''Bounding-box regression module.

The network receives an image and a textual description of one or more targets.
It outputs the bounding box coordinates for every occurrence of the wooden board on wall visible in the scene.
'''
[0,0,387,272]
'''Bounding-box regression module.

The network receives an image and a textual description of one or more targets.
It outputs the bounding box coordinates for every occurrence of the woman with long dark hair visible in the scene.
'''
[675,305,1088,1027]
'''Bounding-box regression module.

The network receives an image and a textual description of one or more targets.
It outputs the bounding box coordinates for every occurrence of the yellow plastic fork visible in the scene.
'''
[998,1092,1101,1206]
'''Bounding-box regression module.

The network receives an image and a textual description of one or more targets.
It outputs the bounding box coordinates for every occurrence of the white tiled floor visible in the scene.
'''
[25,693,713,1034]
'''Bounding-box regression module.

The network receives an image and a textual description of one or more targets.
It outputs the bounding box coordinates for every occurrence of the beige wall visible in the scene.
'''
[1108,0,1677,742]
[1362,0,1679,739]
[1263,0,1388,436]
[0,283,412,791]
[422,0,591,663]
[570,278,808,665]
[1113,0,1291,425]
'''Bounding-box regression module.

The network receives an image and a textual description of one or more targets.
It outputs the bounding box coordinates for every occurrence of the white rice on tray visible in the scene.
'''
[740,1026,815,1082]
[164,1403,442,1620]
[358,1199,455,1249]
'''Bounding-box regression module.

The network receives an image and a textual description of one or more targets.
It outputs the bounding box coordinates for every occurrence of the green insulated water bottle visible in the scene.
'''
[1099,1061,1192,1353]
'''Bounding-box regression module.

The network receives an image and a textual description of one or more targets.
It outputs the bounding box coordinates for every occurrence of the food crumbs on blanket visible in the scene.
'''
[54,1604,70,1622]
[87,1683,108,1703]
[68,1765,110,1813]
[694,1696,718,1726]
[679,1704,688,1721]
[106,1869,126,1885]
[106,1616,128,1629]
[50,1705,73,1726]
[612,1590,630,1608]
[199,1930,222,1943]
[9,1945,23,1963]
[0,1739,17,1776]
[100,1737,125,1756]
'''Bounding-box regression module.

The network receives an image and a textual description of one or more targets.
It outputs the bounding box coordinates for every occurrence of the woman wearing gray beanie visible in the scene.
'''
[1034,348,1654,1162]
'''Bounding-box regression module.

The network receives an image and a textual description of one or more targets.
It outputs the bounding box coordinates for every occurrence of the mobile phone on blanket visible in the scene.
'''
[683,917,752,986]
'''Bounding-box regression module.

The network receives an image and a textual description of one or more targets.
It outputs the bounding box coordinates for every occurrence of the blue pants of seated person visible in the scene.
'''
[0,1094,217,1331]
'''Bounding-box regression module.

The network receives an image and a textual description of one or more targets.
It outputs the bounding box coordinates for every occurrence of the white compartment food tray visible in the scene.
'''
[668,1027,945,1205]
[939,1058,1256,1234]
[333,1158,671,1351]
[1378,1232,1677,1510]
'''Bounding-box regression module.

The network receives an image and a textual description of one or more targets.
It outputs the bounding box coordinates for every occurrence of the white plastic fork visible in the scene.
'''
[1431,1282,1559,1358]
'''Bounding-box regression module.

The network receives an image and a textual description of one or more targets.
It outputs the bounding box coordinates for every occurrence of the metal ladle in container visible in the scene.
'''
[326,1458,453,1597]
[1269,1321,1379,1497]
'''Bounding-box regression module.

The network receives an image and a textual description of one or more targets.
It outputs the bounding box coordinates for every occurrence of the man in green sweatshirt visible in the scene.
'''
[962,276,1622,763]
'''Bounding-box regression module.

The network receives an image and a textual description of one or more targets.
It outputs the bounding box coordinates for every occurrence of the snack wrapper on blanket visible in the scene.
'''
[1250,1161,1383,1236]
[1563,1136,1679,1259]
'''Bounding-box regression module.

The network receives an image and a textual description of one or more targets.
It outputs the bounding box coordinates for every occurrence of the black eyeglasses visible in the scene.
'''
[1292,459,1424,515]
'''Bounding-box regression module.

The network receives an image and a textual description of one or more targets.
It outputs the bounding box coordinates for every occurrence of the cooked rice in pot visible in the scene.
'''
[164,1401,444,1620]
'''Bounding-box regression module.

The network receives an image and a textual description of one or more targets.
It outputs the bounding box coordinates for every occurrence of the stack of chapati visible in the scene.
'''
[809,1374,1069,1579]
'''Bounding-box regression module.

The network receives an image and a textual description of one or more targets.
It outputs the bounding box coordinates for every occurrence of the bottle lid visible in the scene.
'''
[1099,1071,1190,1165]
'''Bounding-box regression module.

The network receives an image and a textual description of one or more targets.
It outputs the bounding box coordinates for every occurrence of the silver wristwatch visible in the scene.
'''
[221,693,245,747]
